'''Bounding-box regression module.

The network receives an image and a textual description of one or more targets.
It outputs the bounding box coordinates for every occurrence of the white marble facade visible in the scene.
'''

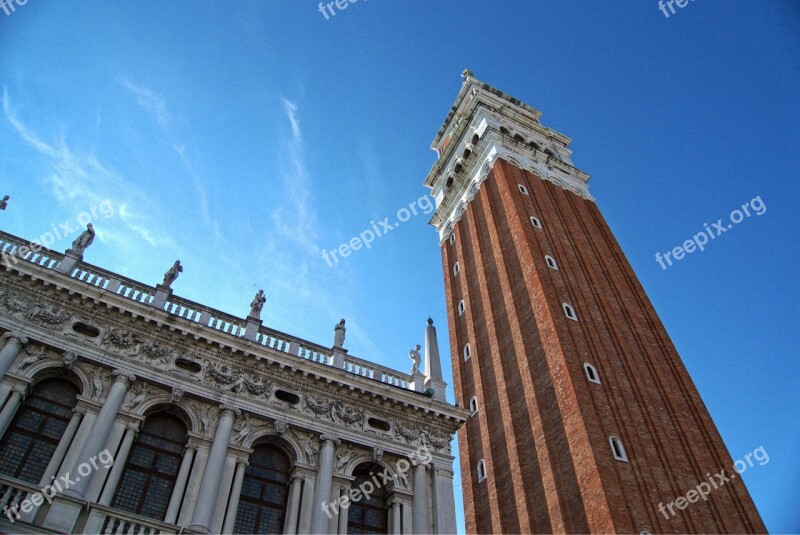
[0,230,466,534]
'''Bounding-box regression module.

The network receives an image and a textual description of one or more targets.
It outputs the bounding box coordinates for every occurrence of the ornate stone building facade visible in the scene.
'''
[0,229,466,534]
[424,72,766,533]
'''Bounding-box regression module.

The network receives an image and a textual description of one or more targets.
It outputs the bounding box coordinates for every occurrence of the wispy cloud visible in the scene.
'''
[119,78,172,129]
[2,87,175,250]
[272,98,320,254]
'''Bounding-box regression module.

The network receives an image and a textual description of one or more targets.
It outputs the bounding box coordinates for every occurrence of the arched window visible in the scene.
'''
[469,396,478,415]
[463,343,471,361]
[477,459,487,482]
[610,436,628,462]
[111,412,187,521]
[545,255,558,270]
[453,262,460,276]
[563,303,578,321]
[348,466,388,534]
[530,216,542,229]
[0,378,79,484]
[234,445,292,534]
[458,300,466,316]
[518,184,529,195]
[584,363,600,384]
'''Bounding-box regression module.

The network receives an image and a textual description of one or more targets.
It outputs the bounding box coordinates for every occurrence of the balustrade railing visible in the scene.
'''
[0,230,416,393]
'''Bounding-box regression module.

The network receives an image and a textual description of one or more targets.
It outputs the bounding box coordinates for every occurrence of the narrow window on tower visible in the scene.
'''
[583,363,600,384]
[562,303,578,321]
[458,300,466,316]
[453,262,460,276]
[530,216,542,229]
[449,234,456,246]
[518,184,529,195]
[469,396,478,415]
[463,343,471,361]
[545,255,558,270]
[609,436,629,462]
[477,459,487,482]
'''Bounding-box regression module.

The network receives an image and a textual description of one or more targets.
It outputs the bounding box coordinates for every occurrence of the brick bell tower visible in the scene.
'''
[423,71,766,534]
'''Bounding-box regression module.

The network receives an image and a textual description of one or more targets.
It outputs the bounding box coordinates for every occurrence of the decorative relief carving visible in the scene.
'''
[122,382,152,412]
[334,444,356,474]
[89,368,112,401]
[13,345,49,372]
[171,388,185,404]
[305,396,363,428]
[63,351,78,370]
[104,328,143,353]
[291,429,320,465]
[393,422,452,453]
[188,399,218,437]
[232,413,268,446]
[27,303,71,328]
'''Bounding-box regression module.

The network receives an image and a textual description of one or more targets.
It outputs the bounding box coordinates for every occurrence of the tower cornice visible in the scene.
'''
[424,72,592,243]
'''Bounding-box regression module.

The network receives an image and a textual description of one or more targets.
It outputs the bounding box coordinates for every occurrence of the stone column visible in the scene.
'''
[211,454,238,534]
[65,370,135,499]
[98,425,137,505]
[188,404,240,534]
[297,473,317,534]
[178,439,210,525]
[0,387,24,438]
[390,498,402,534]
[401,496,413,534]
[222,458,248,534]
[0,382,11,407]
[38,410,82,486]
[85,419,126,502]
[57,405,97,477]
[412,464,429,535]
[431,465,456,534]
[337,485,350,534]
[164,443,197,524]
[310,435,339,534]
[283,475,303,535]
[0,332,28,378]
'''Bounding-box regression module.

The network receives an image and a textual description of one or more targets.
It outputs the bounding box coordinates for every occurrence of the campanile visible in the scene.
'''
[423,71,766,534]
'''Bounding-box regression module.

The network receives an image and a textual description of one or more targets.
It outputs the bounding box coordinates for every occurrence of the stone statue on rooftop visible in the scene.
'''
[0,195,9,210]
[410,344,422,375]
[333,319,346,348]
[162,260,183,288]
[69,224,95,255]
[249,289,266,319]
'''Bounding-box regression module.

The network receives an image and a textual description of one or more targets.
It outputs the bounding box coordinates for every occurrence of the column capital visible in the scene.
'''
[320,434,341,446]
[219,404,242,418]
[112,369,136,386]
[2,331,28,344]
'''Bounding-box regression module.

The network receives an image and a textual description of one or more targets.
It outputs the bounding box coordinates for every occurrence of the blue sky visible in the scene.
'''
[1,1,797,532]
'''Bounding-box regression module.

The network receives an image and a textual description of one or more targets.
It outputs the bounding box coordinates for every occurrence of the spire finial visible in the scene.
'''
[461,69,473,80]
[427,317,434,325]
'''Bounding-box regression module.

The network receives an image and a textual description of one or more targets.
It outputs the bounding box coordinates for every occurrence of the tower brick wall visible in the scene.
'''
[438,153,766,533]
